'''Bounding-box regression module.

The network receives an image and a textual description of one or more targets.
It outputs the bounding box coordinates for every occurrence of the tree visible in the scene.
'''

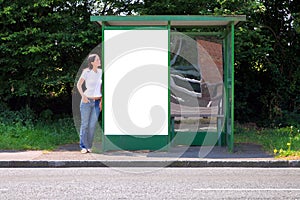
[235,0,300,125]
[0,0,102,113]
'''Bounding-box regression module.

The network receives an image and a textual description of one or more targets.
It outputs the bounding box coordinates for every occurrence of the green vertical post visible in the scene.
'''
[168,21,171,146]
[223,22,235,152]
[230,22,235,152]
[101,22,106,152]
[224,22,235,152]
[223,31,228,148]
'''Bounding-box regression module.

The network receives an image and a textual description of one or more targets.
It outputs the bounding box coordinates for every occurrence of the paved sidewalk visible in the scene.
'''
[0,143,299,168]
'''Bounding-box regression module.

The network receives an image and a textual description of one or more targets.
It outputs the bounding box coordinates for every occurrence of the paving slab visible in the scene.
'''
[0,151,44,161]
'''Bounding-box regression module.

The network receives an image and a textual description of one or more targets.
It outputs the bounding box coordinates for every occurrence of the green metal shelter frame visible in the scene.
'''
[90,15,246,152]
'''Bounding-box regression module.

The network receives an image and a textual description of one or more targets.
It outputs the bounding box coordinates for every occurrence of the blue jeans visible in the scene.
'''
[79,99,100,149]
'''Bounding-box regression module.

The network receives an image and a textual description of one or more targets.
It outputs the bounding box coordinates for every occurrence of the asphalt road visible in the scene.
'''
[0,168,299,199]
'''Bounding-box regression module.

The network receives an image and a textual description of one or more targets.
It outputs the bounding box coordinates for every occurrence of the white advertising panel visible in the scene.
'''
[104,29,169,135]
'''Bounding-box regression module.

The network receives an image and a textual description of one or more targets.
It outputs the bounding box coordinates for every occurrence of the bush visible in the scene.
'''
[0,102,78,150]
[0,102,36,125]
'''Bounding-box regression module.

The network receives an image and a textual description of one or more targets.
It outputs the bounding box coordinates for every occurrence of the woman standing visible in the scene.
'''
[77,54,102,154]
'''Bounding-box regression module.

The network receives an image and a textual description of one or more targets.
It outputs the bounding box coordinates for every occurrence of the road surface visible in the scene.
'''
[0,168,299,199]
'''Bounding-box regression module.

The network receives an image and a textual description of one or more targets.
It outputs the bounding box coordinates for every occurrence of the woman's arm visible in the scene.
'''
[77,78,89,103]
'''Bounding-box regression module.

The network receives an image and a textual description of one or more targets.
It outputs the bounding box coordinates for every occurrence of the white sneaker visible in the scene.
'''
[81,149,88,154]
[87,149,92,153]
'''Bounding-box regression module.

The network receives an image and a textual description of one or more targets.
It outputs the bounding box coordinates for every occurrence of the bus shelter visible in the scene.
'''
[90,15,246,152]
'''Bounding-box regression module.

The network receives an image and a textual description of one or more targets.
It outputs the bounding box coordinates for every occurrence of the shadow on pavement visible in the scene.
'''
[67,142,272,159]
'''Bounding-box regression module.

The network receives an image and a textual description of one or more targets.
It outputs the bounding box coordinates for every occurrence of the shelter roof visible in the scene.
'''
[90,15,246,27]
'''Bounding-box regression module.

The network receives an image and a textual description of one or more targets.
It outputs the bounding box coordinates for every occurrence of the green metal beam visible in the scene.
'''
[172,31,225,37]
[103,26,169,30]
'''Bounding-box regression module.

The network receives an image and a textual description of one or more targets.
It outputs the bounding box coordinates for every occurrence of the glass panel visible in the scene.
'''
[170,31,224,135]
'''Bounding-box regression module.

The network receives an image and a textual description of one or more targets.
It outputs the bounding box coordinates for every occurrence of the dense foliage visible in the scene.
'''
[0,0,299,127]
[234,0,300,126]
[0,0,102,114]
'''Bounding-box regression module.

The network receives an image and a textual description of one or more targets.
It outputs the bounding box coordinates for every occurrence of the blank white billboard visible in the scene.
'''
[104,29,169,135]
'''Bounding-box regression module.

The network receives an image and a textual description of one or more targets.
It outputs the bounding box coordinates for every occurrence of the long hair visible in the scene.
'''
[87,54,97,70]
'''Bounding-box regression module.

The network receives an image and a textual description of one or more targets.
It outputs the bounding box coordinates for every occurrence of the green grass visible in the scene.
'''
[235,124,300,158]
[0,118,78,150]
[1,114,299,159]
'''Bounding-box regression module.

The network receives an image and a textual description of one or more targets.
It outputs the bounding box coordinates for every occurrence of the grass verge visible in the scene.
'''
[0,118,78,150]
[235,124,300,159]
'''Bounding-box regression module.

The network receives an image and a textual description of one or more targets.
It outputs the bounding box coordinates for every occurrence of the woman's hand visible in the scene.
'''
[82,95,89,103]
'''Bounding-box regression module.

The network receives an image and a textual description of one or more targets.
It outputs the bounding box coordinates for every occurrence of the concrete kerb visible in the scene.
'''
[168,160,300,168]
[0,160,300,168]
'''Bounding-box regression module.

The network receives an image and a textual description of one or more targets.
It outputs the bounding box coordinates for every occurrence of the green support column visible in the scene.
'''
[168,21,172,146]
[230,22,235,152]
[224,22,235,152]
[223,31,229,149]
[101,21,105,152]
